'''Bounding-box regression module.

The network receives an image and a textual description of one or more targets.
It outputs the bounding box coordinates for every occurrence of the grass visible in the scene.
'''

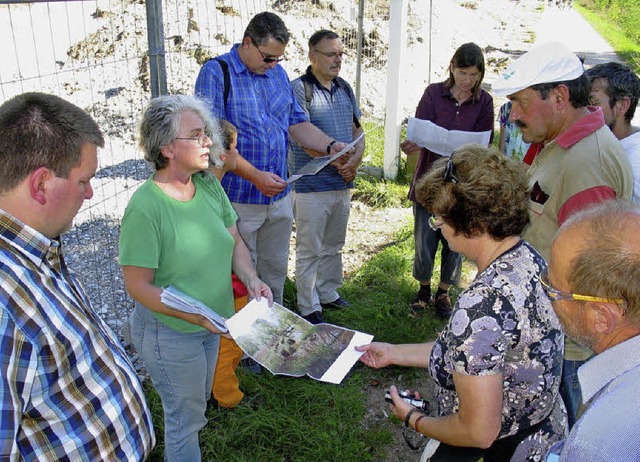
[143,223,477,461]
[351,121,412,209]
[574,2,640,73]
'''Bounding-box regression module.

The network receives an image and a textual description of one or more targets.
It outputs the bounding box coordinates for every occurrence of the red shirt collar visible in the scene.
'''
[555,106,605,149]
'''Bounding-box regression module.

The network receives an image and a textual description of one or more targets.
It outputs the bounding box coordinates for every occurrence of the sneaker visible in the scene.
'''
[320,297,350,310]
[434,291,453,319]
[302,311,325,324]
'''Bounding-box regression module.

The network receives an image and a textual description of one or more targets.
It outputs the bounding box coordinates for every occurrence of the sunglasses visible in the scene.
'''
[443,155,459,184]
[251,38,285,64]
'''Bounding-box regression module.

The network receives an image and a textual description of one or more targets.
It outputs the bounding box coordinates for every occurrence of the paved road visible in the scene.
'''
[534,5,622,66]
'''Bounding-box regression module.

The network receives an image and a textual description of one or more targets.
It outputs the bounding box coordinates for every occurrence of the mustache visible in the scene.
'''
[515,120,527,129]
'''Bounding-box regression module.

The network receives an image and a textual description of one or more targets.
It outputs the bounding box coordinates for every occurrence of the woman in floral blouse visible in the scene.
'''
[357,145,567,461]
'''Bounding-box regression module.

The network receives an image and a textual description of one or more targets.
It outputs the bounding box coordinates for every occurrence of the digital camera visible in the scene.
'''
[384,389,429,412]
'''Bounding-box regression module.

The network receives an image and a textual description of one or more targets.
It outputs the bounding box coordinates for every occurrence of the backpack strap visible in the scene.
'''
[212,57,230,110]
[336,76,361,128]
[301,74,314,113]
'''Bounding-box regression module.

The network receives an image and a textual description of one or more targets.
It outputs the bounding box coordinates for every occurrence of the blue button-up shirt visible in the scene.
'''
[195,44,308,204]
[0,209,155,461]
[546,334,640,461]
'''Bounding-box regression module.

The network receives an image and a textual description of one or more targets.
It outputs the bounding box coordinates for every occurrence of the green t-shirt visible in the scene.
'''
[119,173,238,332]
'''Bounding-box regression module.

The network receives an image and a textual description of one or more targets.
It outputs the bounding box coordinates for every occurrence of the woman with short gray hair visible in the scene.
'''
[119,94,272,461]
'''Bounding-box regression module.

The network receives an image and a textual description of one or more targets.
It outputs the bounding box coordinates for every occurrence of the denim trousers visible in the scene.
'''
[232,194,294,305]
[413,202,462,285]
[130,304,220,462]
[293,190,350,316]
[560,358,586,429]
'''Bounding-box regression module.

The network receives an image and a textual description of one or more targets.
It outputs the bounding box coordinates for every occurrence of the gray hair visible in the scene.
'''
[139,95,223,170]
[559,200,640,323]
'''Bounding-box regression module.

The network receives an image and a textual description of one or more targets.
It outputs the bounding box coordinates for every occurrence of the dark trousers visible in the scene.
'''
[413,202,462,284]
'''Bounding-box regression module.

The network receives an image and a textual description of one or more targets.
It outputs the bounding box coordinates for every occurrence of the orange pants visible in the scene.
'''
[212,277,248,408]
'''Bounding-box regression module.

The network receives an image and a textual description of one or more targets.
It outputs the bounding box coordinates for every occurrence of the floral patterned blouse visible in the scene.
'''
[429,240,567,460]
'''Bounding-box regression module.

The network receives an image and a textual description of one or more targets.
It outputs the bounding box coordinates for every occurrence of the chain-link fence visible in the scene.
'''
[0,0,433,327]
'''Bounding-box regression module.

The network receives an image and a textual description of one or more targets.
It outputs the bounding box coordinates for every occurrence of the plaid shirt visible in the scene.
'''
[195,44,308,205]
[0,210,154,461]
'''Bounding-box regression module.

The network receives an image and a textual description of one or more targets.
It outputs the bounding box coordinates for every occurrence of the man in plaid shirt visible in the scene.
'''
[0,92,154,461]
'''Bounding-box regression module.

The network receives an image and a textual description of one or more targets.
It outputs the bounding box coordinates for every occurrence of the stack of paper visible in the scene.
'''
[160,286,228,333]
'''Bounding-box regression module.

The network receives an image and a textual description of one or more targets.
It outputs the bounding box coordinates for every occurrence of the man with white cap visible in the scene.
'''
[493,41,633,429]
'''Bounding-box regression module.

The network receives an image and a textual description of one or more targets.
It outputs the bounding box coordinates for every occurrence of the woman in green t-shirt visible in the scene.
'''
[119,95,272,461]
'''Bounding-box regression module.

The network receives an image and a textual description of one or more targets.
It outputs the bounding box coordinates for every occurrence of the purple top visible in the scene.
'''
[409,82,494,201]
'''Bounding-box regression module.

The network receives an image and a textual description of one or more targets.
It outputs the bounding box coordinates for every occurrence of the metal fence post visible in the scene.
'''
[355,0,364,104]
[383,0,408,180]
[145,0,167,98]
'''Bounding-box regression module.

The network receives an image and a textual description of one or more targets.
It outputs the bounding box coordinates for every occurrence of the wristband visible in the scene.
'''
[404,408,422,428]
[326,140,337,154]
[413,414,427,431]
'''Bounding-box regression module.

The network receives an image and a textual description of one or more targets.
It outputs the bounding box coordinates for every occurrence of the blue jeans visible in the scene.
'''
[560,359,585,429]
[130,304,220,462]
[413,202,462,284]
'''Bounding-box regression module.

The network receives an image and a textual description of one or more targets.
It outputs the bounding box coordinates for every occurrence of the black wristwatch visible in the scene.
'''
[326,140,337,155]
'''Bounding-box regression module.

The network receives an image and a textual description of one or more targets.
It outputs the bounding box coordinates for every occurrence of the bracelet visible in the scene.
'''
[326,140,337,154]
[413,414,427,432]
[404,408,422,428]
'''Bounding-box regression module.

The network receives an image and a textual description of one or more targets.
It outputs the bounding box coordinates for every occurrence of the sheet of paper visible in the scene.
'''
[406,118,491,157]
[286,131,366,184]
[226,298,373,384]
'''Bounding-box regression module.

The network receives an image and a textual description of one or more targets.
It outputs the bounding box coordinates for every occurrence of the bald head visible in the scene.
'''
[553,200,640,323]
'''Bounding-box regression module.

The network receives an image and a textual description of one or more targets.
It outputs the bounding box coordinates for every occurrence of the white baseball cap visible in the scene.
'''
[492,42,584,96]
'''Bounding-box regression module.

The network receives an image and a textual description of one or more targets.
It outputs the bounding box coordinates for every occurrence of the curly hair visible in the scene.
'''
[415,145,529,239]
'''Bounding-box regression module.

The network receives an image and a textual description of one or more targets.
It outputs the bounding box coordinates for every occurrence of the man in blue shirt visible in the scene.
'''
[195,12,348,304]
[289,30,364,324]
[544,200,640,461]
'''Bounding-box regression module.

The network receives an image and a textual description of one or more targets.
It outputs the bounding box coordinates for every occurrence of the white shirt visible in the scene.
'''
[620,130,640,204]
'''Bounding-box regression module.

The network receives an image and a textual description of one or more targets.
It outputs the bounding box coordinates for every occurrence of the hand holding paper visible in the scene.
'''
[406,118,492,157]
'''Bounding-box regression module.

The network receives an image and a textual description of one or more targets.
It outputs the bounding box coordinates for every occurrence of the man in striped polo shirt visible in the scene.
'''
[289,30,365,324]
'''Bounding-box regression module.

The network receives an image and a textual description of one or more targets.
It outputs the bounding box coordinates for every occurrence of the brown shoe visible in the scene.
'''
[409,287,431,315]
[434,291,452,319]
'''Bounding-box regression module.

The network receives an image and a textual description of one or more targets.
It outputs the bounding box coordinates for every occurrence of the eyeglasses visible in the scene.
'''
[540,269,625,304]
[443,155,459,184]
[314,49,346,59]
[174,132,210,147]
[428,215,444,231]
[251,39,285,63]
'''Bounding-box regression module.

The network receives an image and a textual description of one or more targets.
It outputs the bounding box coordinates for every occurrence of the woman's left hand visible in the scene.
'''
[246,276,273,306]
